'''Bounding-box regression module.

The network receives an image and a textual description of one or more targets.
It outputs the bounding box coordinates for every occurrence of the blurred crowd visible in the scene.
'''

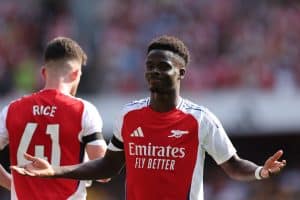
[1,0,300,96]
[203,167,300,200]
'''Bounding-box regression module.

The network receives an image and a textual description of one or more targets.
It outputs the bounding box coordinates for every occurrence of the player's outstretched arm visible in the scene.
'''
[0,164,11,190]
[11,150,125,180]
[86,142,111,183]
[220,150,286,181]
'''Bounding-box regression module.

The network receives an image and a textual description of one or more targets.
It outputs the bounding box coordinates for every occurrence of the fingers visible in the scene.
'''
[97,178,111,183]
[10,166,26,175]
[262,150,286,179]
[269,150,283,162]
[10,165,38,177]
[24,153,37,162]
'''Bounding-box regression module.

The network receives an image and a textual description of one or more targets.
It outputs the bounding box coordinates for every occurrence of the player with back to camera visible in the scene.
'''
[0,37,108,200]
[12,35,286,200]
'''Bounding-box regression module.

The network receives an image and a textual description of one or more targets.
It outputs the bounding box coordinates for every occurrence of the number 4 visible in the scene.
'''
[17,123,61,166]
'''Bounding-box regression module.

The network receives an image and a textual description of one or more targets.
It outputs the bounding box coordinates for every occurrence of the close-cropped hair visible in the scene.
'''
[147,35,190,65]
[44,37,87,65]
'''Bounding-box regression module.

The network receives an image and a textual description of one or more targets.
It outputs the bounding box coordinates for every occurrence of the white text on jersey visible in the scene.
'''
[129,142,186,171]
[33,105,57,117]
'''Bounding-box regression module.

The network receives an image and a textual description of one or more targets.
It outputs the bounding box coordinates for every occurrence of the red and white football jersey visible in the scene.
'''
[108,97,236,200]
[0,89,105,200]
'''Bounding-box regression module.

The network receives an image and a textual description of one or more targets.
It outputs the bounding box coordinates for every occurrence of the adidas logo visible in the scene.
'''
[130,127,144,137]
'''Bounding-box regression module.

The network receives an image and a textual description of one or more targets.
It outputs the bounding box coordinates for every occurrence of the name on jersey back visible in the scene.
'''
[33,105,57,117]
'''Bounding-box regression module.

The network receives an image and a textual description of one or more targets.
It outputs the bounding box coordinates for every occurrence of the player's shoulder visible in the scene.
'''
[71,96,94,107]
[5,92,35,108]
[181,98,220,123]
[121,97,149,114]
[181,98,206,114]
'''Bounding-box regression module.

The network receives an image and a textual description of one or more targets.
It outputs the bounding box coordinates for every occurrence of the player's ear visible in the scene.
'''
[179,68,186,79]
[41,66,46,80]
[70,69,81,81]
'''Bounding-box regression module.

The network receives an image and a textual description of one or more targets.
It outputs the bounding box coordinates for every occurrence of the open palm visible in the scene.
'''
[11,153,55,177]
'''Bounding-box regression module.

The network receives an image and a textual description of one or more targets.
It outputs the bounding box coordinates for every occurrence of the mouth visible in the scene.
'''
[149,79,162,84]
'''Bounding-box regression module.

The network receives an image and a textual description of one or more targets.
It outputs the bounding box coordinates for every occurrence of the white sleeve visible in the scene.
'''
[107,107,125,151]
[0,106,9,150]
[201,109,236,165]
[79,101,103,142]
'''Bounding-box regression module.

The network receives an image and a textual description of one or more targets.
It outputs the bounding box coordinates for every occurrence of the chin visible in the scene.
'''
[149,87,172,94]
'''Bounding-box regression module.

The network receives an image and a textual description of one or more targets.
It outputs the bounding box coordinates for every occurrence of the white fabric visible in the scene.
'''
[109,98,149,150]
[183,100,236,200]
[198,106,236,165]
[78,100,103,141]
[67,181,87,200]
[0,106,9,150]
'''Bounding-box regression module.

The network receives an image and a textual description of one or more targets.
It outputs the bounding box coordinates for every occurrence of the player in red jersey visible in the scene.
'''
[12,35,286,200]
[0,37,108,200]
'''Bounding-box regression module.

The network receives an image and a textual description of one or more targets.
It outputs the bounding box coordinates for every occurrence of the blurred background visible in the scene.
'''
[1,0,300,199]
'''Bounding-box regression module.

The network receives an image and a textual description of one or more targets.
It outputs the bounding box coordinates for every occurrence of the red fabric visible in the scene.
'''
[6,89,84,200]
[122,106,199,200]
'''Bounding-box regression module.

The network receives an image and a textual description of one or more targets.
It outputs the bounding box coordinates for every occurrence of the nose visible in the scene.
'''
[150,66,160,75]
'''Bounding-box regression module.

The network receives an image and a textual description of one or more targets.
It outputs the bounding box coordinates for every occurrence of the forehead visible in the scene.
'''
[146,50,183,64]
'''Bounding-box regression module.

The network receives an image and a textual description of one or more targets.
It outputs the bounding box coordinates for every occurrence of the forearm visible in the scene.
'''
[228,158,259,181]
[220,155,260,181]
[53,158,119,180]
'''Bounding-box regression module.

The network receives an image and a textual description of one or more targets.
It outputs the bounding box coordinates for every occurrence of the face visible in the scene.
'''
[145,50,185,94]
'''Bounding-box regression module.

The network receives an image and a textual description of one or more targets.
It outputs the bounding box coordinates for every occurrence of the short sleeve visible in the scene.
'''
[108,107,125,151]
[0,106,9,150]
[79,101,103,141]
[201,109,236,165]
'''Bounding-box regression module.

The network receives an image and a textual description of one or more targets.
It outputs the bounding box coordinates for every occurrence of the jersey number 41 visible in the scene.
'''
[17,123,61,166]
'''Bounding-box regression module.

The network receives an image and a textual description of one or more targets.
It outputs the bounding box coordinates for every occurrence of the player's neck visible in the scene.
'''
[150,91,180,112]
[44,82,72,95]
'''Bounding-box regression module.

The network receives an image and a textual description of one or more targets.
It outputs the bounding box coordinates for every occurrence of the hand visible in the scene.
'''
[10,153,55,177]
[260,150,286,178]
[97,178,111,183]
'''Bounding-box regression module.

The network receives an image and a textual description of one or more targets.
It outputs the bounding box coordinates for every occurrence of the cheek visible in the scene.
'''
[167,70,179,79]
[144,72,150,80]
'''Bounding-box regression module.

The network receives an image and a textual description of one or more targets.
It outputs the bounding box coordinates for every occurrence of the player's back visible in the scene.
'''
[6,89,87,200]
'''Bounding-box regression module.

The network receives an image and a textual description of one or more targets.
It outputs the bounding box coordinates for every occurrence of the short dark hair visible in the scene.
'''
[147,35,190,65]
[44,37,87,65]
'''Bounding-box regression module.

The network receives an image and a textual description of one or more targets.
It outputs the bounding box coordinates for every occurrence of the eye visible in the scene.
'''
[146,64,154,71]
[158,62,172,71]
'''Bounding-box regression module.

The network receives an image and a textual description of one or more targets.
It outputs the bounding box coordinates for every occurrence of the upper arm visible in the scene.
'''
[86,139,107,160]
[200,109,236,165]
[219,154,239,175]
[80,101,103,140]
[80,101,107,160]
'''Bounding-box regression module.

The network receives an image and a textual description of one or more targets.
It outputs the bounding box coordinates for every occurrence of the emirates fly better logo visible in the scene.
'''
[129,127,187,171]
